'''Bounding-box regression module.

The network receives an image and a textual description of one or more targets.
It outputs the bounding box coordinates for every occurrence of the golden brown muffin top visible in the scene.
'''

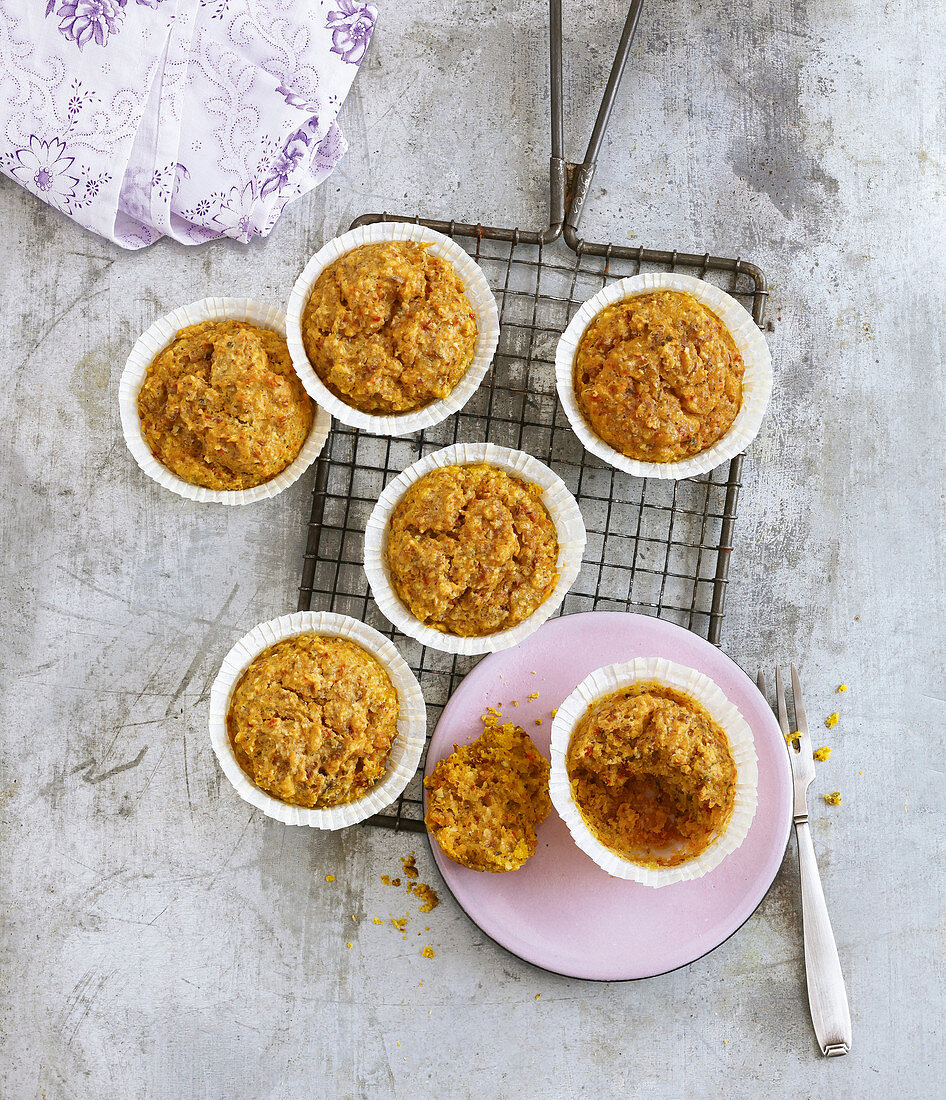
[573,291,743,463]
[137,319,313,490]
[385,463,559,637]
[227,634,399,808]
[302,241,477,414]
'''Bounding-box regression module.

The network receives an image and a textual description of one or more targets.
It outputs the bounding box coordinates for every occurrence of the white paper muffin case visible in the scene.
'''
[363,442,587,656]
[208,611,427,829]
[119,297,332,505]
[549,656,759,887]
[285,223,501,436]
[555,273,773,479]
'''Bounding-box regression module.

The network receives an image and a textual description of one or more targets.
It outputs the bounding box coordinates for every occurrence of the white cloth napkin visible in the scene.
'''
[0,0,377,247]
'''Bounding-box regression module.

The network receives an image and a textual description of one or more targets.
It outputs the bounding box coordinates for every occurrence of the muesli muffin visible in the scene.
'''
[425,721,552,872]
[301,241,477,414]
[226,634,399,808]
[384,463,560,638]
[137,319,313,490]
[572,290,744,463]
[566,680,737,868]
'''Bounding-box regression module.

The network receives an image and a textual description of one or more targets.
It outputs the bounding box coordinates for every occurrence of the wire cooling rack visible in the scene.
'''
[294,1,769,831]
[296,221,767,832]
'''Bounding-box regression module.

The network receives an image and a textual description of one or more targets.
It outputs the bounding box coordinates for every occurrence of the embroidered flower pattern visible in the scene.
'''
[260,126,314,198]
[11,136,79,209]
[276,83,321,114]
[325,1,377,65]
[46,0,167,49]
[209,181,258,242]
[54,0,124,49]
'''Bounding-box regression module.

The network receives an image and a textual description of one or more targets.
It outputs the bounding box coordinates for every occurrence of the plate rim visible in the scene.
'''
[422,610,793,982]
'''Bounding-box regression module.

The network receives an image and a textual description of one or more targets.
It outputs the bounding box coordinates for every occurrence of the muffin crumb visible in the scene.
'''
[824,791,842,806]
[407,882,440,912]
[825,712,840,728]
[401,854,419,880]
[837,684,848,693]
[813,746,831,762]
[422,946,435,959]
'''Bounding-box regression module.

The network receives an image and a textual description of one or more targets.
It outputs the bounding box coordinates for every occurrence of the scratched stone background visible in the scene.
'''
[1,1,943,1097]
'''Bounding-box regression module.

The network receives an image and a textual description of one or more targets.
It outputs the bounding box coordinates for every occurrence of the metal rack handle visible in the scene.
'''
[548,0,566,239]
[564,0,646,242]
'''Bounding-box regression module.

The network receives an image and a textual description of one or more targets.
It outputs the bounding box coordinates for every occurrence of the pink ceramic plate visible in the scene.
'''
[424,611,792,980]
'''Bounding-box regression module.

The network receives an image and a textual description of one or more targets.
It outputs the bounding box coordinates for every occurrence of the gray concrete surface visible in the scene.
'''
[1,1,943,1097]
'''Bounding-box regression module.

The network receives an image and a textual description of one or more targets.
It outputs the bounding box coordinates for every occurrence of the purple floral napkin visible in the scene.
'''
[0,0,377,248]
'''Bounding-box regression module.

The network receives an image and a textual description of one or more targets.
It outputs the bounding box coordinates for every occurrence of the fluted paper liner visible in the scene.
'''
[555,273,773,479]
[208,611,426,829]
[285,223,500,436]
[549,656,759,887]
[119,297,332,505]
[364,442,587,656]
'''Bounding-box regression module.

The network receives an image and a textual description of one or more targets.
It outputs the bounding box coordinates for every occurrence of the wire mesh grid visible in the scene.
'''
[297,223,765,832]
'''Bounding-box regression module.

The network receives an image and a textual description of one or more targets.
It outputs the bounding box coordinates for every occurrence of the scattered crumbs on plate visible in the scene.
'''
[854,616,859,622]
[397,1043,401,1048]
[824,791,842,806]
[512,699,519,707]
[785,731,801,745]
[527,691,539,701]
[535,718,542,726]
[551,708,557,718]
[422,946,435,958]
[380,875,391,885]
[813,746,831,761]
[535,993,541,1000]
[351,914,357,923]
[346,942,353,949]
[425,926,430,931]
[391,916,409,932]
[825,712,839,728]
[372,918,383,925]
[837,684,848,693]
[325,874,335,883]
[402,854,419,880]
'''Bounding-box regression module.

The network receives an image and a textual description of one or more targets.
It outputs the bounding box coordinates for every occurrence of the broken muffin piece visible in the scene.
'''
[424,721,551,872]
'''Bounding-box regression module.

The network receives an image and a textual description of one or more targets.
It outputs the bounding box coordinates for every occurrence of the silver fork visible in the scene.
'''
[757,665,852,1057]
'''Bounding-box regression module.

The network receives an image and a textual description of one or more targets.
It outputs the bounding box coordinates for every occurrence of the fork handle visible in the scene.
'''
[795,819,853,1055]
